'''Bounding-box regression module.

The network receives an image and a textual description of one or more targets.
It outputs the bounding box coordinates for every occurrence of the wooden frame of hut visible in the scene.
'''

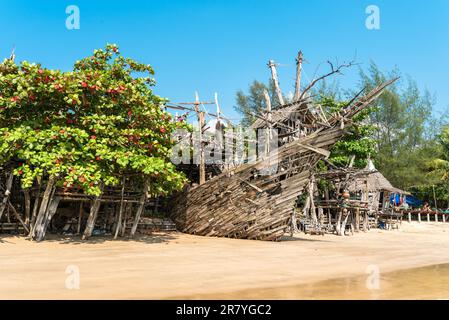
[0,166,175,241]
[309,159,409,236]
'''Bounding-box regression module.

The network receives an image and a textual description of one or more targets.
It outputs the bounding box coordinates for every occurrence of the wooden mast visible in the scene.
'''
[294,50,304,101]
[179,93,214,185]
[267,60,285,105]
[263,89,272,157]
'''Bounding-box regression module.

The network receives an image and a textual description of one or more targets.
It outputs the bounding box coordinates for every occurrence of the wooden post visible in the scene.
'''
[77,202,83,235]
[130,179,149,237]
[294,50,304,101]
[178,92,215,184]
[309,178,317,225]
[435,213,439,222]
[418,212,421,223]
[427,213,430,222]
[267,60,285,105]
[263,89,272,157]
[408,212,411,223]
[355,208,360,232]
[443,214,446,223]
[363,211,368,232]
[198,111,206,185]
[341,210,350,236]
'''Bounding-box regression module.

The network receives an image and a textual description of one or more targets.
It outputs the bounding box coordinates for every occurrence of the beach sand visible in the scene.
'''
[1,221,449,299]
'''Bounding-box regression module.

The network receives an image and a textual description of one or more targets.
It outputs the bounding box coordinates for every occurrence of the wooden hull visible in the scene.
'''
[170,127,345,241]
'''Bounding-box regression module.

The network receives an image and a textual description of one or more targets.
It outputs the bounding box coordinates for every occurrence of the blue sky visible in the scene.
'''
[1,0,448,121]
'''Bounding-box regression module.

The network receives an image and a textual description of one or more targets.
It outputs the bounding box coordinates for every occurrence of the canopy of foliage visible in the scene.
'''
[0,44,188,196]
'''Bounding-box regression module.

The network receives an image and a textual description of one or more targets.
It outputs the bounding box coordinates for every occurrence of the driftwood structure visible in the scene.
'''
[170,52,398,241]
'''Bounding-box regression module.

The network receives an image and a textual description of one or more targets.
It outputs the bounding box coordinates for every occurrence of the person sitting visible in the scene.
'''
[423,202,431,212]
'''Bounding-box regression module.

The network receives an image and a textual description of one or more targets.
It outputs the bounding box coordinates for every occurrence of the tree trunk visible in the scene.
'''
[82,189,104,240]
[130,179,149,237]
[114,178,126,239]
[336,209,343,235]
[34,196,61,241]
[30,176,56,240]
[24,189,31,227]
[77,202,83,235]
[0,173,14,220]
[121,203,130,237]
[30,182,42,231]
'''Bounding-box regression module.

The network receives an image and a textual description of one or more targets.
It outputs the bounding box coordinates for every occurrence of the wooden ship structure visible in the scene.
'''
[169,51,398,241]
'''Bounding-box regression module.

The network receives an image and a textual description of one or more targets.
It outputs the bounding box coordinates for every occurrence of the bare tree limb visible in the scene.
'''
[299,60,359,100]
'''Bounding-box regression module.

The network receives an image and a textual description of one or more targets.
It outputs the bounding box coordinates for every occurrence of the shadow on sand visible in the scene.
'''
[280,235,332,243]
[0,231,180,245]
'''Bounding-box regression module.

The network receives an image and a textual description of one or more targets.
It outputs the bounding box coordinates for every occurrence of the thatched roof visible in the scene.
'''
[347,160,409,194]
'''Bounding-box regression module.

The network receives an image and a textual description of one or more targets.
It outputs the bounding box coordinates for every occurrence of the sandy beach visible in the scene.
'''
[1,221,449,299]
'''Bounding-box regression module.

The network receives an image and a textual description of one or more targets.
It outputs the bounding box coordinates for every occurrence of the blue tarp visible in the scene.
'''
[390,194,423,207]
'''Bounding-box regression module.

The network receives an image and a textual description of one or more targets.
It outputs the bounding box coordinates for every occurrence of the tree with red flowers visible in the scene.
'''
[0,44,189,240]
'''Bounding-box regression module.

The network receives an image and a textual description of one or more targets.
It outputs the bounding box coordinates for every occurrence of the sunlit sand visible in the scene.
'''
[1,222,449,299]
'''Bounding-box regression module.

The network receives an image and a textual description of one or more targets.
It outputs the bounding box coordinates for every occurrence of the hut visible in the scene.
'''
[310,158,409,235]
[347,158,409,228]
